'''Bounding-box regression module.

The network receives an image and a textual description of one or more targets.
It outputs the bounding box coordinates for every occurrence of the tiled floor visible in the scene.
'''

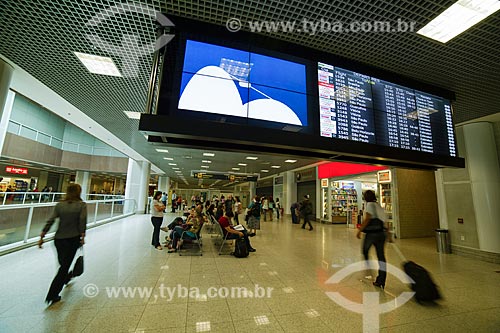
[0,213,499,332]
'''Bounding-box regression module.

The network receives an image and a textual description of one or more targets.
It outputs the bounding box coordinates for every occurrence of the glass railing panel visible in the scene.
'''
[0,207,30,247]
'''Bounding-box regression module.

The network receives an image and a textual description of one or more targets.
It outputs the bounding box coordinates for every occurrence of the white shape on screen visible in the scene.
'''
[178,66,302,125]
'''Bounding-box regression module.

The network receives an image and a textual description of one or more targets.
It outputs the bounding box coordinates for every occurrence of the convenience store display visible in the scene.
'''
[331,183,357,223]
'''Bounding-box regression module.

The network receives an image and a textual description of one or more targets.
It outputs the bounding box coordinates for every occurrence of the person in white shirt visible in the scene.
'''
[357,190,387,289]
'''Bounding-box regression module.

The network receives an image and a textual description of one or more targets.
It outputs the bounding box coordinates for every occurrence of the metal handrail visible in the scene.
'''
[7,119,123,157]
[0,192,125,206]
[0,198,137,255]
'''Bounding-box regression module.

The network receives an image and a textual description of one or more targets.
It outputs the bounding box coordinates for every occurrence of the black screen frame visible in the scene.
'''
[145,15,463,169]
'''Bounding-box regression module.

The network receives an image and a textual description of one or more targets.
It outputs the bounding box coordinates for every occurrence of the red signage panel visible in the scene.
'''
[5,166,28,175]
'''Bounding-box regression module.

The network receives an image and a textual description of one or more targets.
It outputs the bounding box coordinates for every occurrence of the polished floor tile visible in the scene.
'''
[0,213,499,332]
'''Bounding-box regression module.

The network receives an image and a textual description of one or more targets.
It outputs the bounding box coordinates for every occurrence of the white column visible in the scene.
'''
[158,176,170,193]
[76,171,91,199]
[249,181,256,199]
[315,167,321,219]
[285,171,297,215]
[434,169,448,229]
[463,122,500,253]
[0,60,14,153]
[125,159,151,214]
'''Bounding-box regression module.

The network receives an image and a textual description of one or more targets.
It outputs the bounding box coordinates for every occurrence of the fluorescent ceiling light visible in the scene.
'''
[238,163,247,166]
[163,157,173,160]
[285,159,297,163]
[201,165,209,168]
[168,163,177,166]
[74,52,122,76]
[203,152,215,157]
[123,111,141,119]
[246,156,258,160]
[172,167,180,170]
[156,149,169,153]
[261,169,269,172]
[417,0,500,43]
[175,170,182,173]
[271,165,281,168]
[202,160,212,163]
[232,167,240,170]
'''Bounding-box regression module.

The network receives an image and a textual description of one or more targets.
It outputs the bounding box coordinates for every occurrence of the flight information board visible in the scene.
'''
[318,62,457,157]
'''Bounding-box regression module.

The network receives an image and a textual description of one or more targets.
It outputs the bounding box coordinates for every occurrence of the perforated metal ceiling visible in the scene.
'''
[1,1,499,187]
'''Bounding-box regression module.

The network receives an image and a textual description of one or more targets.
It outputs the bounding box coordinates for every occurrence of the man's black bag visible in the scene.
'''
[403,261,441,302]
[233,237,249,258]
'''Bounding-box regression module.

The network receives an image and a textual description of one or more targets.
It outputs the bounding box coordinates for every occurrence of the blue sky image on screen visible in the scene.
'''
[178,40,307,126]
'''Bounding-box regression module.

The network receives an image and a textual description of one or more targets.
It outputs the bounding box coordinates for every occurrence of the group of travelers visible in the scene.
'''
[150,192,258,252]
[35,183,388,306]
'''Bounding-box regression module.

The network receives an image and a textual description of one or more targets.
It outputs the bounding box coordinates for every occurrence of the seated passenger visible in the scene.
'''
[168,210,203,253]
[218,211,256,252]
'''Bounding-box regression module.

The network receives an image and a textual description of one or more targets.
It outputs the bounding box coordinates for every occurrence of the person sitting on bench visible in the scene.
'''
[218,211,256,252]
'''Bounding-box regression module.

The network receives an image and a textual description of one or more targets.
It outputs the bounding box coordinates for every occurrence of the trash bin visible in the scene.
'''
[435,229,451,253]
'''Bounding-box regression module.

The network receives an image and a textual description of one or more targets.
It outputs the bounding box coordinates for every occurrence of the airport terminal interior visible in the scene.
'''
[1,213,499,332]
[1,0,500,332]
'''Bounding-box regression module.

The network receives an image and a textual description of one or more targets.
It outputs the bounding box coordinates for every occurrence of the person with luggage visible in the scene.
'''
[300,195,313,231]
[246,196,261,237]
[234,196,244,225]
[161,192,167,212]
[290,202,300,224]
[151,191,166,250]
[218,211,255,252]
[275,198,281,220]
[356,190,387,289]
[38,183,87,305]
[171,190,177,213]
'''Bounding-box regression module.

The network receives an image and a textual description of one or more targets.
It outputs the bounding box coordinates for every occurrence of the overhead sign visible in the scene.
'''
[192,172,257,182]
[377,170,391,183]
[6,166,28,175]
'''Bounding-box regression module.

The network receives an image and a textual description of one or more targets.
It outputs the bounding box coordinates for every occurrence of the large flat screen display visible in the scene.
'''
[318,62,457,157]
[179,40,308,126]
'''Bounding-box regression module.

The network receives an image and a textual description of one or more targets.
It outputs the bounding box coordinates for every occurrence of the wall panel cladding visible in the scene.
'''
[396,169,439,238]
[2,133,62,165]
[2,133,128,174]
[444,183,479,249]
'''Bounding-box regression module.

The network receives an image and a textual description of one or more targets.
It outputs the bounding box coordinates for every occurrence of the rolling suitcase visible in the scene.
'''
[392,244,441,303]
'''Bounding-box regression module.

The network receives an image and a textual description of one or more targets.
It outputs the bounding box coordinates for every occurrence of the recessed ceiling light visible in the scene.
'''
[203,152,215,157]
[163,157,173,160]
[271,165,281,168]
[175,170,182,173]
[201,165,209,168]
[417,0,500,43]
[202,160,212,163]
[238,163,247,166]
[246,156,258,160]
[168,163,177,166]
[123,111,141,119]
[74,52,122,76]
[285,159,297,163]
[261,169,269,172]
[232,168,240,170]
[172,167,180,170]
[156,149,169,153]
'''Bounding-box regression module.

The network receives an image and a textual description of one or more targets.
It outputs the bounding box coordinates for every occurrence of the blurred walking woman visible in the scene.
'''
[151,191,165,250]
[38,183,87,304]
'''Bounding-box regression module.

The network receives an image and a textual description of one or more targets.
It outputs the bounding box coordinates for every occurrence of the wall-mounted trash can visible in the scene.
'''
[435,229,451,253]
